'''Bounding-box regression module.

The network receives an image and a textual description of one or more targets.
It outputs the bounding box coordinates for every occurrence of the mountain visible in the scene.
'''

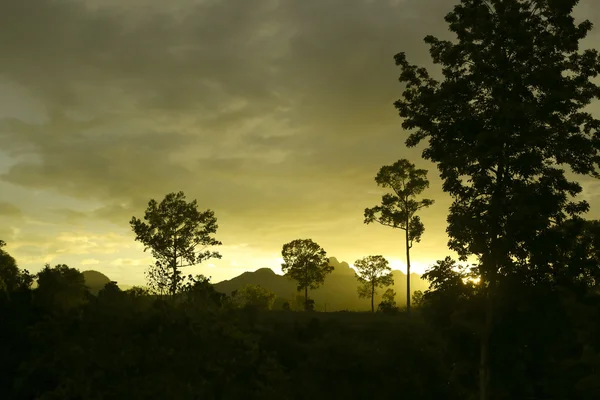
[213,257,431,311]
[82,270,111,294]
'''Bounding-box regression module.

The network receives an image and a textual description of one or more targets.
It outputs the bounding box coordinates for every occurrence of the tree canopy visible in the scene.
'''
[130,191,222,296]
[354,255,394,312]
[394,0,600,397]
[281,239,333,310]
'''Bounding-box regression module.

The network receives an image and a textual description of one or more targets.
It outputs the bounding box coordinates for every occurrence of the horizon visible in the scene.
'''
[79,256,430,288]
[1,0,599,287]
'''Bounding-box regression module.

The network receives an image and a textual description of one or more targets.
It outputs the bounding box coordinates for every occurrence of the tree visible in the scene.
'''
[130,191,222,298]
[0,240,32,299]
[35,264,89,312]
[181,274,226,308]
[125,286,149,298]
[393,1,600,398]
[377,288,399,314]
[281,239,333,311]
[98,281,123,299]
[145,261,171,297]
[422,256,474,294]
[412,290,424,307]
[234,284,276,310]
[354,255,394,312]
[364,159,434,313]
[526,218,600,290]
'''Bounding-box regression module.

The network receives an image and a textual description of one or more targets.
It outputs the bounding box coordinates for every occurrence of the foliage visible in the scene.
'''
[145,260,171,297]
[0,240,32,297]
[281,239,333,310]
[130,191,222,297]
[377,288,399,314]
[364,159,433,311]
[98,281,124,302]
[412,290,424,307]
[354,255,394,312]
[394,0,600,397]
[181,274,226,308]
[34,264,89,313]
[234,284,277,310]
[364,159,434,244]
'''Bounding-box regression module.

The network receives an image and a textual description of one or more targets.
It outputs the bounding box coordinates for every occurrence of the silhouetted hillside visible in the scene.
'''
[213,257,431,311]
[82,270,111,294]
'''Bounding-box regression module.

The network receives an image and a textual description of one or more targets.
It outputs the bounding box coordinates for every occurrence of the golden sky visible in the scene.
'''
[1,0,600,286]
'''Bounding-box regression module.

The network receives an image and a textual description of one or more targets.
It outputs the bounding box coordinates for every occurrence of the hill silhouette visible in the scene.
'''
[213,257,430,311]
[82,270,111,294]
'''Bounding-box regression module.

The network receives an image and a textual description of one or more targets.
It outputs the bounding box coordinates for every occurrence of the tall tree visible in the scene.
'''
[281,239,333,310]
[364,159,434,313]
[130,191,222,297]
[354,255,394,312]
[393,1,600,398]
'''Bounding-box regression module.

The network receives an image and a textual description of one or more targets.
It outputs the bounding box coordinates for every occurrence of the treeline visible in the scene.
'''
[2,223,600,399]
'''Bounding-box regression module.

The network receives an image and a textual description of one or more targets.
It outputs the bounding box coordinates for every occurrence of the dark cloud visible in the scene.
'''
[0,0,599,282]
[0,0,459,217]
[0,202,22,218]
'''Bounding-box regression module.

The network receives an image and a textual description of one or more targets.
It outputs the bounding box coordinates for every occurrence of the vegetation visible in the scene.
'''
[364,159,433,313]
[212,260,428,311]
[353,255,394,312]
[377,288,399,314]
[281,239,334,311]
[394,0,600,397]
[232,284,277,310]
[130,191,222,298]
[2,0,600,399]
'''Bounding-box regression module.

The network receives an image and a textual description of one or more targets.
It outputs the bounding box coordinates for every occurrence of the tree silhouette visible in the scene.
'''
[130,191,222,298]
[0,240,32,300]
[354,255,394,312]
[377,288,399,314]
[281,239,333,311]
[145,261,171,297]
[364,159,433,313]
[234,284,277,310]
[98,281,123,298]
[181,274,226,308]
[35,264,89,312]
[393,0,600,397]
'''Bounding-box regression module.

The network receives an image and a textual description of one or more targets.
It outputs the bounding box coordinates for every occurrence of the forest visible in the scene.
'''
[3,0,600,399]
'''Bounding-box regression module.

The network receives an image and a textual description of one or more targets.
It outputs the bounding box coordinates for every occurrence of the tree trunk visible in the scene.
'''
[405,225,411,314]
[304,261,308,311]
[480,282,493,400]
[304,285,308,310]
[479,157,505,400]
[371,281,375,312]
[171,240,177,301]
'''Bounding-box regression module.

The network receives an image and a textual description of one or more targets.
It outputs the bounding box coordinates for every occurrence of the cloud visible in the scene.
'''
[110,258,144,267]
[0,202,22,218]
[0,0,456,208]
[0,0,598,283]
[81,258,100,265]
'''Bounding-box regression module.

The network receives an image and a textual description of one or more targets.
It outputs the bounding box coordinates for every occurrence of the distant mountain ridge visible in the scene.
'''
[82,270,111,294]
[213,257,430,311]
[81,257,431,310]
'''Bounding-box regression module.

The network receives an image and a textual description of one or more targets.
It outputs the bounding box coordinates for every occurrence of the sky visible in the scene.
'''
[1,0,600,286]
